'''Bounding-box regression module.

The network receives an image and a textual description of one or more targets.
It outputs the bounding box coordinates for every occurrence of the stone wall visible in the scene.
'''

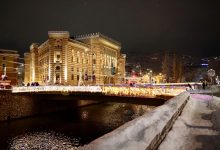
[0,91,99,121]
[80,92,190,150]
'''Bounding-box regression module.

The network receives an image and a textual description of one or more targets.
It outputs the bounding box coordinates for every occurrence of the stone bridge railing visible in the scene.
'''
[12,86,102,93]
[80,92,190,150]
[12,85,188,97]
[101,86,186,97]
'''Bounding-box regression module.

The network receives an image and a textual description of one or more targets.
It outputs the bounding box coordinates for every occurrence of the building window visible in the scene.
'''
[55,66,60,71]
[3,64,6,68]
[77,75,79,81]
[71,67,74,72]
[3,57,5,60]
[71,56,74,62]
[56,55,60,61]
[56,74,60,82]
[71,74,74,80]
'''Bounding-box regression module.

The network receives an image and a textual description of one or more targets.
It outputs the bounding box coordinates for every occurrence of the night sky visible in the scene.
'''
[0,0,220,57]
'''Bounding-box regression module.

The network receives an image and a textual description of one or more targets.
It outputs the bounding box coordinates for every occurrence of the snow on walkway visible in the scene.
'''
[158,93,220,150]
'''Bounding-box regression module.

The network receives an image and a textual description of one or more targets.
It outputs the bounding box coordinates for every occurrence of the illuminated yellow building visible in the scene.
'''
[24,31,126,85]
[0,49,20,85]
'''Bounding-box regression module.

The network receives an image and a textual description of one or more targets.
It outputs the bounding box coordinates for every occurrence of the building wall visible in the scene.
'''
[0,91,100,121]
[24,31,126,85]
[0,49,19,85]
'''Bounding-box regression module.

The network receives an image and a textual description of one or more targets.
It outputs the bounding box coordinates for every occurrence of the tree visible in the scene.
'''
[162,51,170,82]
[177,57,183,82]
[172,53,177,82]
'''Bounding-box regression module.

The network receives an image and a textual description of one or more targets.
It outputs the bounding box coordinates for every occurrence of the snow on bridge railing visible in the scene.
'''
[101,86,186,97]
[12,85,187,97]
[12,86,102,93]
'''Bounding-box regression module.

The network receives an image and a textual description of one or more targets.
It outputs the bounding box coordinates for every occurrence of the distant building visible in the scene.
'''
[0,49,20,85]
[24,31,126,85]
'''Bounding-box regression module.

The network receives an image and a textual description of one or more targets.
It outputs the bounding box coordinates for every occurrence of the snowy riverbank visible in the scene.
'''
[159,93,220,150]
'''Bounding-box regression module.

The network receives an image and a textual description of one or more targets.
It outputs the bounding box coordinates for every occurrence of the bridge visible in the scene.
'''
[11,83,198,98]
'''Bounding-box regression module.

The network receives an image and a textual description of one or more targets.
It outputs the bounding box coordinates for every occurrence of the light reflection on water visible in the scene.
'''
[10,131,78,150]
[1,102,156,149]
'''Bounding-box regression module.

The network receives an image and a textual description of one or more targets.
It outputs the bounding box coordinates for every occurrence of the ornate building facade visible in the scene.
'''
[24,31,126,85]
[0,49,20,85]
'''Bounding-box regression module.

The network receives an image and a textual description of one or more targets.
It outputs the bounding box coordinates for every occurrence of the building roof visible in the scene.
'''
[74,32,121,46]
[0,49,19,58]
[0,49,18,54]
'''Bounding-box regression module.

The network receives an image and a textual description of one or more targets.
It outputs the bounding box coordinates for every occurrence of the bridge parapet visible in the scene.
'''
[12,85,186,97]
[101,86,186,97]
[12,86,102,93]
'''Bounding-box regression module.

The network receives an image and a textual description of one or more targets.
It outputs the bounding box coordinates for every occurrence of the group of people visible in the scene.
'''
[26,82,40,86]
[187,81,208,91]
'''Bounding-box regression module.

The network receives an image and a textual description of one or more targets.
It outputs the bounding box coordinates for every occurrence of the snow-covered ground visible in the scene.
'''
[159,92,220,150]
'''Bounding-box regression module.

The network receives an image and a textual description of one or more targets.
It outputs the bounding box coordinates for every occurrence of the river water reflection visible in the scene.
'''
[0,101,157,149]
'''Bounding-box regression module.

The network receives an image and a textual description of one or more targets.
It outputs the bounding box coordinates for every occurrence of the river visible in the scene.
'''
[0,100,161,149]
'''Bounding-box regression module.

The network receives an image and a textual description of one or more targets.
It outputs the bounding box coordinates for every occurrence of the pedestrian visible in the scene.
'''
[205,80,208,87]
[188,83,193,90]
[202,81,205,90]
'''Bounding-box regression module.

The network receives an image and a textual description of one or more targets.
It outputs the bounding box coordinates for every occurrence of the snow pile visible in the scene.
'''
[80,92,190,150]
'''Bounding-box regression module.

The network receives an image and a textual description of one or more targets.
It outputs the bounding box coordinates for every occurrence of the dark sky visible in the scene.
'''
[0,0,220,57]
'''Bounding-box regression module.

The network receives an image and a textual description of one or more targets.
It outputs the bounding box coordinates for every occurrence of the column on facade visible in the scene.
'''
[61,40,68,84]
[48,40,55,84]
[24,53,30,83]
[94,45,102,85]
[88,49,93,84]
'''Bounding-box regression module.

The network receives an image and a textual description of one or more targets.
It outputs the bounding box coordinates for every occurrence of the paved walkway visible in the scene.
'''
[158,87,220,150]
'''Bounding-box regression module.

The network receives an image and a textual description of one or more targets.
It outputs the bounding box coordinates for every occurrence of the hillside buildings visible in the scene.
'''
[24,31,126,85]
